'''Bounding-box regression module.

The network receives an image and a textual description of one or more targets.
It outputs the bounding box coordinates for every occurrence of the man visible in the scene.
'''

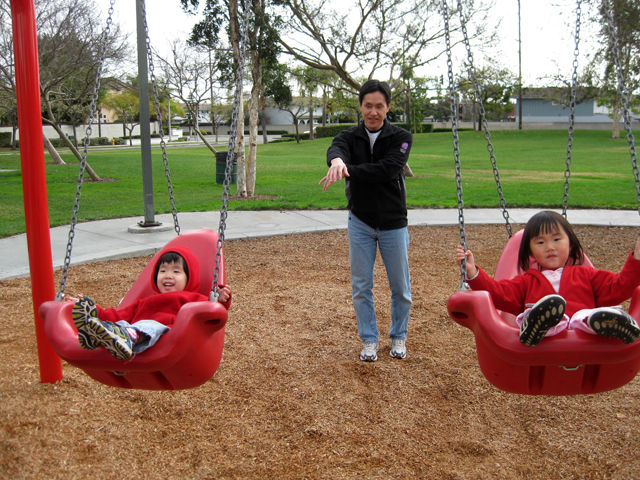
[319,80,413,362]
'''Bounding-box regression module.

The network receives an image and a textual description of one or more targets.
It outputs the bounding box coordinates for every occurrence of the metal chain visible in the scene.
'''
[562,0,582,218]
[442,0,468,291]
[141,0,180,235]
[56,0,116,300]
[457,1,512,238]
[603,0,640,215]
[211,1,253,300]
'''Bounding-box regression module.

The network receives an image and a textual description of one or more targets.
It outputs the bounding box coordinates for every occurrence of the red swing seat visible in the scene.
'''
[39,229,228,390]
[447,229,640,395]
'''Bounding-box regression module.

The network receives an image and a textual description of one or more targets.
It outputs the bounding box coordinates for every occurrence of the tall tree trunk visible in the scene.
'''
[43,133,65,164]
[248,72,259,196]
[612,94,621,139]
[11,123,18,150]
[229,0,246,197]
[246,0,263,199]
[260,100,268,145]
[322,90,327,126]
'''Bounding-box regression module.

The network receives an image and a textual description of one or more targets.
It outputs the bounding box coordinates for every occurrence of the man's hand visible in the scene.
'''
[319,157,350,191]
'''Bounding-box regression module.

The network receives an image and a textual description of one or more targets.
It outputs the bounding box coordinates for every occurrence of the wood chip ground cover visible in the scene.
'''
[1,225,639,479]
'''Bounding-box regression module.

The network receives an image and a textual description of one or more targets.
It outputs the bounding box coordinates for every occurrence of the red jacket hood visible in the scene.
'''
[151,245,201,295]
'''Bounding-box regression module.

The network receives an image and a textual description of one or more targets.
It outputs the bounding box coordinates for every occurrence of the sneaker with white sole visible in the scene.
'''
[520,294,566,346]
[360,342,379,362]
[389,338,407,359]
[588,308,640,344]
[71,296,100,350]
[85,317,133,360]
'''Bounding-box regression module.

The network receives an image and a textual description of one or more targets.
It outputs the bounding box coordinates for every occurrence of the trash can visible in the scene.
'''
[215,151,237,185]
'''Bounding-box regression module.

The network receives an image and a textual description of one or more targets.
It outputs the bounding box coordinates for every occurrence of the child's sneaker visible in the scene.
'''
[360,342,379,362]
[520,294,566,346]
[85,317,133,360]
[389,338,407,359]
[71,296,99,350]
[588,308,640,344]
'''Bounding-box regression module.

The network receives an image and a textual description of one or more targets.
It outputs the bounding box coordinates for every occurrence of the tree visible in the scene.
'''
[156,39,223,155]
[185,0,282,197]
[0,0,128,179]
[102,90,140,146]
[280,97,310,144]
[291,65,322,139]
[274,0,494,93]
[594,0,640,139]
[458,63,517,128]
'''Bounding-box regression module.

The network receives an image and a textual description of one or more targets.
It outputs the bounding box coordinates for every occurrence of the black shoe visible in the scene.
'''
[588,308,640,344]
[520,294,566,346]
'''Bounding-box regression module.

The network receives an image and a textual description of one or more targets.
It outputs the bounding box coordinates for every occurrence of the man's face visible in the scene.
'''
[360,91,390,131]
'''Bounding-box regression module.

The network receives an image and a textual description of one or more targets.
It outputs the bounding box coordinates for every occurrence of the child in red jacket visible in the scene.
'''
[456,210,640,346]
[70,245,231,360]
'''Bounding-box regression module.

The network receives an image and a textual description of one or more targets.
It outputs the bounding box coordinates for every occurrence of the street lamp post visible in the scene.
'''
[518,0,523,130]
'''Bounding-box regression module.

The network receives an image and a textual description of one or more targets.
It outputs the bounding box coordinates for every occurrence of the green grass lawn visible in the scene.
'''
[1,129,638,238]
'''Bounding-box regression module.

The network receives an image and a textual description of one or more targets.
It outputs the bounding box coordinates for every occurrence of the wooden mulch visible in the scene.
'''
[1,224,639,479]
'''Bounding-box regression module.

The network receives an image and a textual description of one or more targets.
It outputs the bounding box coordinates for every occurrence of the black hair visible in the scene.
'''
[359,80,392,105]
[154,251,188,284]
[518,210,584,272]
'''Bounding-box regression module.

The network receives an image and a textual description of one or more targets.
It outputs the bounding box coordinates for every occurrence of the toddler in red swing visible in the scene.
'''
[456,210,640,346]
[68,245,231,360]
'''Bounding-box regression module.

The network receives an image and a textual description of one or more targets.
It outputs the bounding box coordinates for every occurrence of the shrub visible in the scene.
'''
[315,125,356,138]
[281,132,312,141]
[112,137,126,145]
[432,128,475,133]
[242,130,289,135]
[0,132,13,148]
[80,137,110,146]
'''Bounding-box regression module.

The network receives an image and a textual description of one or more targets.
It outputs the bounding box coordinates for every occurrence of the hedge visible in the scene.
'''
[0,132,13,148]
[432,128,475,133]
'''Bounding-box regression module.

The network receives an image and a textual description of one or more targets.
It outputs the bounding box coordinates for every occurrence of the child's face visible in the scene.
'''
[156,260,188,293]
[529,224,570,270]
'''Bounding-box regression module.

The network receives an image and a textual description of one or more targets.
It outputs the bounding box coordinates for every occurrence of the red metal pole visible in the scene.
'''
[11,0,63,383]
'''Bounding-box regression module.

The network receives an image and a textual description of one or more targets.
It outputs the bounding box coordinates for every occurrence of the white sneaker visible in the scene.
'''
[389,338,407,359]
[360,342,379,362]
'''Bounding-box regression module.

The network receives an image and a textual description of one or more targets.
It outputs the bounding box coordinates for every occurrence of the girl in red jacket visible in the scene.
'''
[69,245,231,360]
[456,210,640,346]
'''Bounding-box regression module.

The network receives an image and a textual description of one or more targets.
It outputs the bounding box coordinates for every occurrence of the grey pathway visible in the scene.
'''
[2,208,639,280]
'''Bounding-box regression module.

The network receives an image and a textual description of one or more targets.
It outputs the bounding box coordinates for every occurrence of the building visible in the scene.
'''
[515,87,613,124]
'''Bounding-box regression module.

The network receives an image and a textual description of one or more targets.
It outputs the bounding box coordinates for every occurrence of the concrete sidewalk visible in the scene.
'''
[2,208,640,280]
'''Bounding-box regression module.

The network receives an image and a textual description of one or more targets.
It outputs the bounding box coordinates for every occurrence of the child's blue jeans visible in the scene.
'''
[115,320,170,354]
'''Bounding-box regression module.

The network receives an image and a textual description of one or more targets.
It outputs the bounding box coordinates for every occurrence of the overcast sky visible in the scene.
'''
[95,0,603,87]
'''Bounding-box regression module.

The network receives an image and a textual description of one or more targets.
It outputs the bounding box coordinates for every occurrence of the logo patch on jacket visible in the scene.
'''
[400,142,409,153]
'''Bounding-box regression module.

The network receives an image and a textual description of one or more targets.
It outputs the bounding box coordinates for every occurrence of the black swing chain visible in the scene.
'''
[210,1,253,301]
[141,0,180,235]
[56,0,116,301]
[602,0,640,215]
[442,0,469,291]
[562,0,582,218]
[456,0,512,239]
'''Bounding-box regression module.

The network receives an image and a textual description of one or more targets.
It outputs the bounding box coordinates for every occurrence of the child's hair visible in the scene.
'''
[518,210,584,272]
[154,251,189,284]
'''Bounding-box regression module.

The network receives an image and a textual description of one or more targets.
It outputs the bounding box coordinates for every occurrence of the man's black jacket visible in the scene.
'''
[326,119,413,230]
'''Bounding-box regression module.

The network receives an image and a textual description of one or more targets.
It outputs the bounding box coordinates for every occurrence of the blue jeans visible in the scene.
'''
[348,213,412,344]
[115,320,169,354]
